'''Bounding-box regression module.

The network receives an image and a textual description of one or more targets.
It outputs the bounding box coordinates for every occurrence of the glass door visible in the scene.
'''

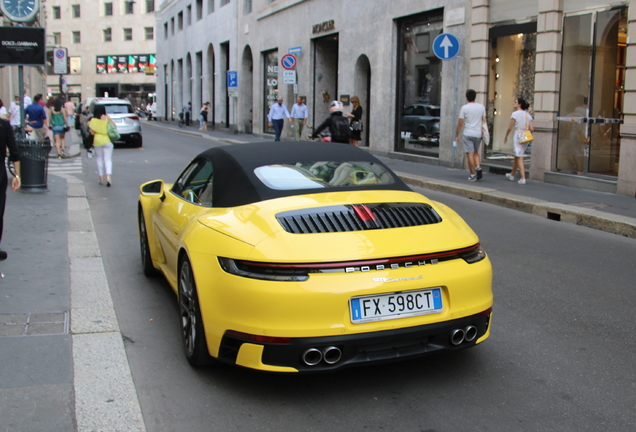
[556,8,626,177]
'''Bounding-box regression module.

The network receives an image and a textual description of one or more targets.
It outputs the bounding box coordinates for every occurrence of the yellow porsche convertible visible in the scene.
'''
[138,142,493,372]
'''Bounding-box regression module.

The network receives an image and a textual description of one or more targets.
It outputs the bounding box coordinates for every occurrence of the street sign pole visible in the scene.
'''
[18,65,25,138]
[433,33,461,169]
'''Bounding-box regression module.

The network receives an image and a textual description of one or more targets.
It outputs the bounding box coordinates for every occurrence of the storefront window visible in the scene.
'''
[556,9,625,177]
[263,50,278,134]
[487,32,536,163]
[396,11,443,157]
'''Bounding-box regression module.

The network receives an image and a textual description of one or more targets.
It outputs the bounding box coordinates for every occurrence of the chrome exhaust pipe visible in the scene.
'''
[302,348,322,366]
[450,328,465,346]
[322,346,342,365]
[464,325,478,342]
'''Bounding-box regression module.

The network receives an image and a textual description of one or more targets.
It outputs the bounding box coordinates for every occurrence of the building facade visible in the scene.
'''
[45,0,157,108]
[156,0,636,197]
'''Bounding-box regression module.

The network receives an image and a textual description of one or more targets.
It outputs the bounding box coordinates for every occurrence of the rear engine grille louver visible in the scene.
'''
[277,203,442,234]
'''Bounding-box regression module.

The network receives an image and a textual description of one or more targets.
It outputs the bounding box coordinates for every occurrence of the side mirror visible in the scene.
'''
[140,179,165,201]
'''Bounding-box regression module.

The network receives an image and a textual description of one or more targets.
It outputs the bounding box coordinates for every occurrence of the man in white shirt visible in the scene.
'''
[23,88,32,109]
[290,96,308,141]
[8,95,21,127]
[455,89,486,181]
[267,98,291,141]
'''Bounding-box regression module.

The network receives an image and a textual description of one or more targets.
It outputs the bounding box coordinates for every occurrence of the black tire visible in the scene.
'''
[138,209,157,277]
[416,125,427,139]
[136,136,143,148]
[179,256,214,367]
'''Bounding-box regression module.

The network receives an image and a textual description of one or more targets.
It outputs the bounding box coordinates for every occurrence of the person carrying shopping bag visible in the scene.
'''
[89,105,115,187]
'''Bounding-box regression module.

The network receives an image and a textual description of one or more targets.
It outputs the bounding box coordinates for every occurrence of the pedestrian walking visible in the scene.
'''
[290,96,308,141]
[50,98,70,158]
[455,89,486,181]
[267,98,291,141]
[199,102,210,131]
[8,95,21,127]
[89,105,115,187]
[503,98,534,184]
[64,99,75,129]
[345,96,363,146]
[183,101,192,126]
[23,88,31,108]
[0,117,21,260]
[0,99,7,120]
[24,94,48,140]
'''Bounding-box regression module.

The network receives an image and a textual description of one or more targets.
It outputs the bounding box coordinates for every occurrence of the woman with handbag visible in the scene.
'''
[503,98,534,184]
[89,105,115,186]
[345,95,363,146]
[50,98,70,158]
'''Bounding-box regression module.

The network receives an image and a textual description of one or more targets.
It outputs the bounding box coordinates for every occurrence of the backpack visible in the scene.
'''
[330,115,352,143]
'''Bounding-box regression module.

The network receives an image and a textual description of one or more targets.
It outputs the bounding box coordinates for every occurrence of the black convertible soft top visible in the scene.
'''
[198,141,412,207]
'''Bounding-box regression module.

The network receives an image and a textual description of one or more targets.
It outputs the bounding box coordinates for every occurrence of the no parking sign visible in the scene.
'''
[281,54,296,70]
[54,47,68,74]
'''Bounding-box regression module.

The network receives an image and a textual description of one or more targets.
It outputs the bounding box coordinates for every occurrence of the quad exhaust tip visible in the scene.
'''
[302,346,342,366]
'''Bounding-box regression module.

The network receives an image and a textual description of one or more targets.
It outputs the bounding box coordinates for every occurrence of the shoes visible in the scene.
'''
[57,153,62,159]
[518,179,526,185]
[468,175,477,182]
[0,249,7,261]
[106,175,111,187]
[87,150,93,159]
[505,173,515,181]
[476,167,483,180]
[98,177,104,185]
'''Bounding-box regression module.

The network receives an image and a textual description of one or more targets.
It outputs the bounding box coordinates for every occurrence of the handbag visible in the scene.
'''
[351,120,363,131]
[107,120,120,142]
[519,112,533,144]
[63,125,70,132]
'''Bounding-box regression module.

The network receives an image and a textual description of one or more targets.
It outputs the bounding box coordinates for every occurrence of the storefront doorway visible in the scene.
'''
[312,34,339,130]
[395,10,443,158]
[556,7,626,177]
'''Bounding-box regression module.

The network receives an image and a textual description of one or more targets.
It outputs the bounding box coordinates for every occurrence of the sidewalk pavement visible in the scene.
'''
[150,120,636,239]
[1,121,634,431]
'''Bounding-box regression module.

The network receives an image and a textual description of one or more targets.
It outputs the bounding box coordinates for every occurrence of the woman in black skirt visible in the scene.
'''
[346,95,363,146]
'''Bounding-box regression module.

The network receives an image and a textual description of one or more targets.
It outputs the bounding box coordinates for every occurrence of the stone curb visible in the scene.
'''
[397,172,636,239]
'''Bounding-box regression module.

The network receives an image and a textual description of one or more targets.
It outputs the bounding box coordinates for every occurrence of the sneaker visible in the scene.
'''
[468,175,477,182]
[518,179,526,185]
[505,173,515,181]
[476,167,483,180]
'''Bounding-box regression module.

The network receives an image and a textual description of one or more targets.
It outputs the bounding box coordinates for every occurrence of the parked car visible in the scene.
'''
[138,142,493,372]
[401,104,441,143]
[87,97,143,147]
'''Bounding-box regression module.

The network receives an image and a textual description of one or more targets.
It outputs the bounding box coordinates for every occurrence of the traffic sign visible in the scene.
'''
[281,54,296,70]
[433,33,460,60]
[283,70,296,84]
[53,47,67,74]
[288,46,302,55]
[227,71,238,88]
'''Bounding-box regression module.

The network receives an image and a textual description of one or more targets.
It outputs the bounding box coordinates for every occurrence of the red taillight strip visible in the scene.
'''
[237,244,481,270]
[226,330,291,344]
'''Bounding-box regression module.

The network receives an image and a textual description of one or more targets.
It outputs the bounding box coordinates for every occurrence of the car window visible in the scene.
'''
[254,161,394,190]
[427,107,441,117]
[414,106,426,116]
[403,106,414,116]
[104,104,133,114]
[171,158,214,206]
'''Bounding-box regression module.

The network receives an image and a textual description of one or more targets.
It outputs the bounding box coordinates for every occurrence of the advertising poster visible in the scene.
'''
[0,27,46,66]
[138,55,147,73]
[96,56,106,73]
[118,56,128,73]
[128,55,138,73]
[107,56,117,73]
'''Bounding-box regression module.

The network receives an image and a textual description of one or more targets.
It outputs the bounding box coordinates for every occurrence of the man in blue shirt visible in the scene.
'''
[267,98,291,141]
[25,94,48,140]
[290,96,308,141]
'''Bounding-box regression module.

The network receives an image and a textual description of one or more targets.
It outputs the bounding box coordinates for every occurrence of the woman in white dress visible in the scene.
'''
[503,98,534,184]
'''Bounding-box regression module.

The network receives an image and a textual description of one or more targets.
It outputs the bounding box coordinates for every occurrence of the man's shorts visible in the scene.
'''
[462,135,481,153]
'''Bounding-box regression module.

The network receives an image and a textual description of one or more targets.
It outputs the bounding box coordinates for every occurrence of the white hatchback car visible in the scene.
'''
[88,98,143,147]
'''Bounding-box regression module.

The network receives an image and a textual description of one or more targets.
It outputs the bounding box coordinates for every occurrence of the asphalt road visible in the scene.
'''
[82,124,636,432]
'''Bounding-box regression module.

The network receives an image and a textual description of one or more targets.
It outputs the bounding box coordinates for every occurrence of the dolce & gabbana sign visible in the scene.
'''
[312,20,335,34]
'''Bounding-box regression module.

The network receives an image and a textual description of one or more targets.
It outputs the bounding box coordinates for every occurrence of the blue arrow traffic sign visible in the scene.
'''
[433,33,460,60]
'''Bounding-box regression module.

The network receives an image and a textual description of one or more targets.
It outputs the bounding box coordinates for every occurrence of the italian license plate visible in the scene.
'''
[349,288,443,324]
[113,118,123,123]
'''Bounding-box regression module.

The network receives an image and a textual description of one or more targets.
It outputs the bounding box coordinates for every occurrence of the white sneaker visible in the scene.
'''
[505,173,515,181]
[518,179,526,185]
